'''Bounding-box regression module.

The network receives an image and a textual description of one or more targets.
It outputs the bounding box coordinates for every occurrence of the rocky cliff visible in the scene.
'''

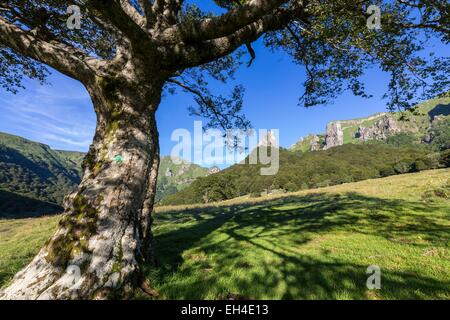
[355,115,401,141]
[324,122,344,149]
[258,130,278,147]
[207,166,221,175]
[291,134,324,152]
[291,96,450,152]
[156,156,209,202]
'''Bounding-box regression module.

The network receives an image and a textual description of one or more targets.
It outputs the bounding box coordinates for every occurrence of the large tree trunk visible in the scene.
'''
[0,77,162,300]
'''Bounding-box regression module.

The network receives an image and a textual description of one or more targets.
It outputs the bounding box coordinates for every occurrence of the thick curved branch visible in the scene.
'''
[119,0,146,29]
[159,0,290,43]
[151,0,183,30]
[88,0,150,43]
[180,6,302,68]
[137,0,155,28]
[0,17,101,82]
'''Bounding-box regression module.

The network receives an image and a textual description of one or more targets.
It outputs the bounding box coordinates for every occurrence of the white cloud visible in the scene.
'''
[0,76,95,151]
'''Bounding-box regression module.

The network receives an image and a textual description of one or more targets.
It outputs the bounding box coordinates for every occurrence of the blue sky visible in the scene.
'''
[0,2,448,168]
[0,43,390,160]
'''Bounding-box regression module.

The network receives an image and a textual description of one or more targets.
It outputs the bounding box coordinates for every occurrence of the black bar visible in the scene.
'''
[0,300,447,319]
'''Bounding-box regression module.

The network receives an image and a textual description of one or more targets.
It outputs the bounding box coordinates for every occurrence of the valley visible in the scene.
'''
[1,97,448,215]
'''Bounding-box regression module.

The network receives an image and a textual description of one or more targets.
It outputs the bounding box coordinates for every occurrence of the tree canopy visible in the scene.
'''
[1,1,449,125]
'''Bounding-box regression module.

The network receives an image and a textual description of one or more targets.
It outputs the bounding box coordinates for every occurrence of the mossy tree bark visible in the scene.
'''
[1,76,162,299]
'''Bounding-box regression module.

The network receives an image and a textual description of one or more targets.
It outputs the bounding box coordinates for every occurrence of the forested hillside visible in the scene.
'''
[1,97,448,214]
[156,156,209,202]
[161,142,449,205]
[0,132,209,216]
[0,132,84,217]
[162,97,450,206]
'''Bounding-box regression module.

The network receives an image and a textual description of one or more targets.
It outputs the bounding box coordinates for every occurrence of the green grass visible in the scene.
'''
[0,215,60,287]
[1,169,449,299]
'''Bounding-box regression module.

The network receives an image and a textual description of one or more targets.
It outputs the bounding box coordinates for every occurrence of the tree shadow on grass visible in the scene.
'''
[148,192,450,299]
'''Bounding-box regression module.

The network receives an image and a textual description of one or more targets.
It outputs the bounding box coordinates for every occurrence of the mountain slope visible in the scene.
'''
[0,132,84,217]
[0,132,209,216]
[291,97,450,152]
[162,97,450,206]
[156,156,210,202]
[1,97,448,213]
[161,143,448,205]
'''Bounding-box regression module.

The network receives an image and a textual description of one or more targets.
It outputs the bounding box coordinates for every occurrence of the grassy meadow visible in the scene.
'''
[1,169,449,299]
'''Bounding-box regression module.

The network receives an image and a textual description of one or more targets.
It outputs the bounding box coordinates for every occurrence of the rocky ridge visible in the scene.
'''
[291,97,450,152]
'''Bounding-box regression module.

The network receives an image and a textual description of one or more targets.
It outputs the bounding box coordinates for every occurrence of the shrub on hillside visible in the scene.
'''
[394,162,413,174]
[439,149,450,167]
[386,133,418,147]
[429,118,450,151]
[380,166,396,177]
[413,160,429,172]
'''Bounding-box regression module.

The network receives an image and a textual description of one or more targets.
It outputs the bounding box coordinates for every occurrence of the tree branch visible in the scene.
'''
[119,0,147,29]
[88,0,150,43]
[152,0,183,30]
[167,78,247,131]
[180,6,301,67]
[159,0,290,43]
[0,17,100,82]
[167,78,213,106]
[137,0,155,28]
